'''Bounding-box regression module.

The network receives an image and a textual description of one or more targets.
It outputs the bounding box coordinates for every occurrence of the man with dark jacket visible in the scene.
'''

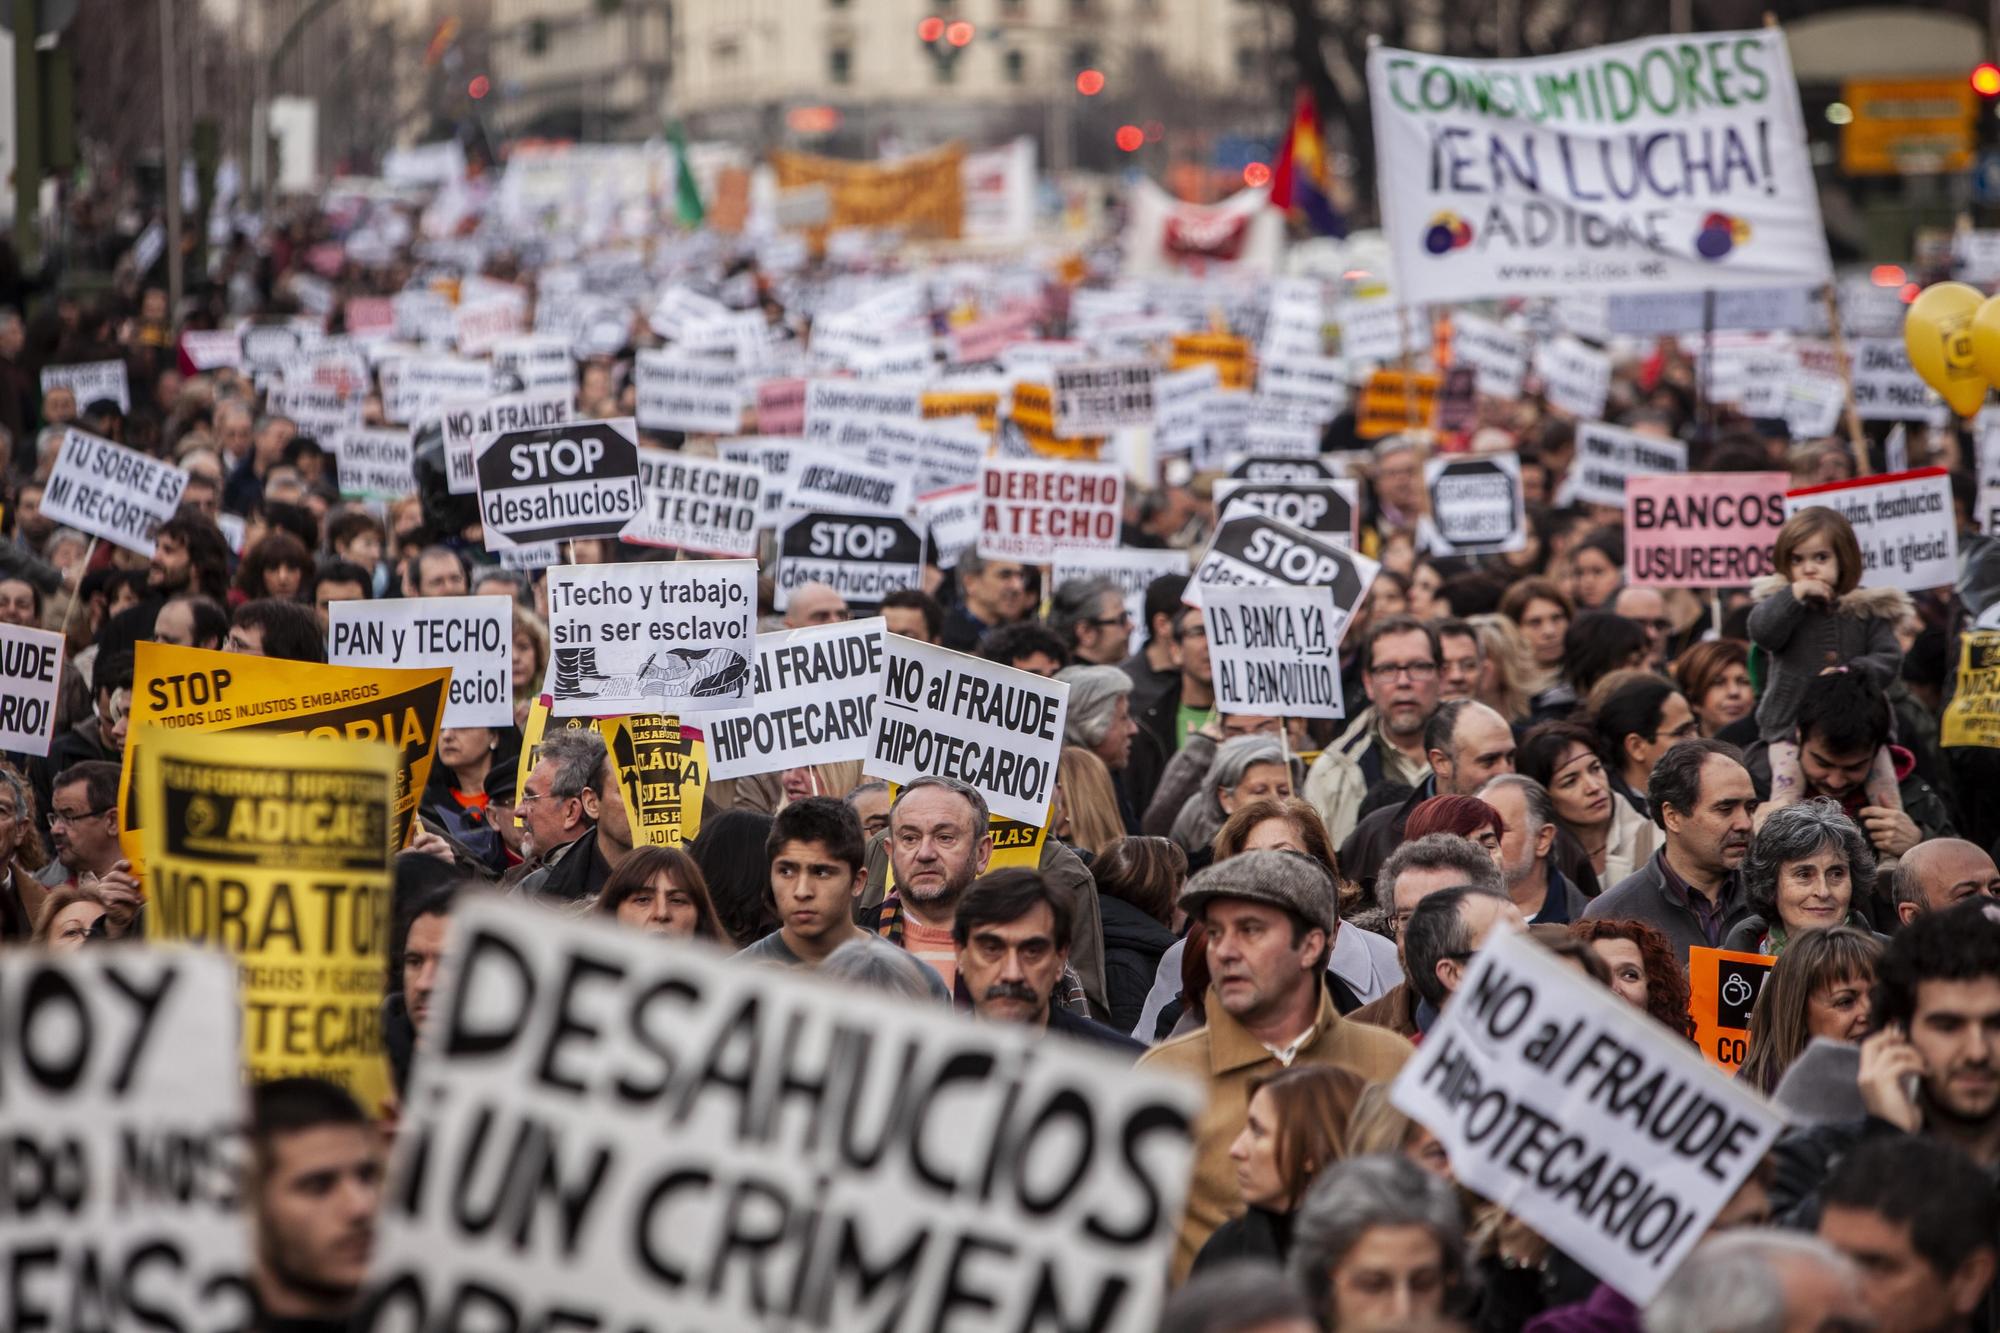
[1479,774,1594,924]
[955,868,1142,1056]
[513,728,630,902]
[1126,600,1211,819]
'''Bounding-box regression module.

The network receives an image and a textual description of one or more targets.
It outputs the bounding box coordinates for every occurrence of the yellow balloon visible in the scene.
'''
[1905,281,1988,417]
[1971,294,2000,391]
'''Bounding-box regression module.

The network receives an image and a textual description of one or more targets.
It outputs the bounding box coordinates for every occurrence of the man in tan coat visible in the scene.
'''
[1137,850,1413,1283]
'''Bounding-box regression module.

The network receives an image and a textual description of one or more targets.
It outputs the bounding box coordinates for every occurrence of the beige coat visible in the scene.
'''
[1302,708,1432,846]
[1136,981,1413,1283]
[1602,791,1661,888]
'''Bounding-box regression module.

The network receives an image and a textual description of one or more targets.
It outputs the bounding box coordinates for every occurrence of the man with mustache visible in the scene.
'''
[1583,738,1757,969]
[953,868,1140,1054]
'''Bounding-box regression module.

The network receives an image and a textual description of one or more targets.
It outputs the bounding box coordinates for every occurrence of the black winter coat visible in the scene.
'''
[1099,893,1176,1037]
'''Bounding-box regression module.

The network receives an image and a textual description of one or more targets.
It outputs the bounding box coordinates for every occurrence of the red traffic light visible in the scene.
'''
[917,15,945,42]
[1076,68,1105,96]
[1115,125,1144,152]
[944,20,975,46]
[467,74,490,99]
[1975,62,2000,96]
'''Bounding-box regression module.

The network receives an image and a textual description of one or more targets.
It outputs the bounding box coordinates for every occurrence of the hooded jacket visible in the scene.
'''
[1746,575,1910,743]
[1098,893,1177,1035]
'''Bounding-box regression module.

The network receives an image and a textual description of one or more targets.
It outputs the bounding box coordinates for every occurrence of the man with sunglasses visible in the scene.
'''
[36,760,141,935]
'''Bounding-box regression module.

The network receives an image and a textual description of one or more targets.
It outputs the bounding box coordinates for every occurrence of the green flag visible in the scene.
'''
[670,122,704,227]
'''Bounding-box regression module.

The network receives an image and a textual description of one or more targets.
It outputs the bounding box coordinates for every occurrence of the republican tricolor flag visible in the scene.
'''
[1269,87,1345,238]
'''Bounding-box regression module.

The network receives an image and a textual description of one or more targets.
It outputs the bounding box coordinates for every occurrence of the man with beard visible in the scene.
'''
[148,510,232,602]
[867,776,996,993]
[1583,738,1756,967]
[955,868,1141,1054]
[248,1078,382,1332]
[1303,616,1441,845]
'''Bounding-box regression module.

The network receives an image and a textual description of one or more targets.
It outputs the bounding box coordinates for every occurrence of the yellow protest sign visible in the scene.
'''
[923,390,1001,437]
[1007,381,1104,460]
[769,143,965,241]
[120,643,449,868]
[1170,333,1252,389]
[1943,631,2000,747]
[1357,370,1442,439]
[140,725,398,1111]
[1688,945,1776,1073]
[600,714,707,846]
[988,812,1049,870]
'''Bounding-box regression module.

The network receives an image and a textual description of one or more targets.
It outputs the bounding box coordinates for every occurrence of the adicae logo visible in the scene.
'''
[1423,210,1474,255]
[1696,211,1751,260]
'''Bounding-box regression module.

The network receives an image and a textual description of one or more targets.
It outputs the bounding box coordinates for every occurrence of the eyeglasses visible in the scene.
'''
[1367,660,1440,682]
[1087,611,1132,629]
[1651,720,1702,743]
[50,807,111,826]
[516,790,557,807]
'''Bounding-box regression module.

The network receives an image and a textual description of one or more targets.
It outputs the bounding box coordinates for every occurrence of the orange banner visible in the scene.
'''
[1688,945,1776,1073]
[770,144,965,241]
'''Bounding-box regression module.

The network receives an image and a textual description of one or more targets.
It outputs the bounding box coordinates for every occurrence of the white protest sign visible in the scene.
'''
[329,595,513,728]
[387,355,495,424]
[1054,360,1158,437]
[1337,298,1426,364]
[365,894,1198,1331]
[491,334,578,396]
[1258,355,1351,420]
[1052,547,1194,632]
[335,427,416,501]
[0,949,248,1331]
[978,457,1124,563]
[41,359,131,412]
[862,416,989,496]
[1448,310,1530,398]
[1155,363,1219,456]
[700,617,886,779]
[1534,337,1612,419]
[788,453,915,517]
[1263,277,1326,359]
[1959,231,2000,283]
[1392,929,1782,1304]
[1423,454,1527,557]
[716,436,803,521]
[634,350,745,434]
[41,428,189,557]
[0,621,64,755]
[775,510,926,611]
[476,418,644,550]
[1784,467,1957,593]
[804,378,923,437]
[452,292,527,357]
[269,381,363,443]
[919,483,983,570]
[180,328,242,371]
[1562,422,1689,507]
[1203,585,1346,719]
[624,450,764,556]
[1781,370,1847,440]
[1215,477,1361,548]
[1850,337,1936,421]
[871,636,1070,824]
[1187,513,1381,646]
[1369,31,1832,305]
[440,392,573,495]
[1606,286,1814,336]
[545,558,757,717]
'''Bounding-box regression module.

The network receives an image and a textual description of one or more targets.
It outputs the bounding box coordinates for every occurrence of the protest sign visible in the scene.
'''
[328,595,513,729]
[804,378,924,434]
[624,450,764,556]
[1563,423,1689,507]
[922,387,1002,435]
[268,381,363,442]
[599,714,707,846]
[1393,929,1784,1304]
[1626,472,1788,587]
[1606,287,1814,337]
[978,456,1124,562]
[41,358,131,412]
[1051,548,1194,632]
[1005,380,1106,460]
[1450,310,1530,396]
[775,510,925,611]
[1187,513,1381,646]
[1257,355,1351,421]
[491,334,577,396]
[1215,477,1361,548]
[335,426,417,502]
[1054,360,1158,436]
[1204,585,1345,719]
[788,452,915,517]
[358,893,1197,1332]
[870,636,1069,825]
[699,618,885,779]
[0,948,248,1331]
[1169,331,1252,388]
[1534,337,1613,419]
[634,350,746,434]
[756,376,808,434]
[452,293,527,358]
[40,427,188,557]
[0,621,64,756]
[1785,467,1957,593]
[1850,338,1936,421]
[1369,31,1831,306]
[716,435,803,521]
[386,355,494,424]
[141,725,398,1108]
[181,327,243,371]
[120,642,448,869]
[1944,631,2000,747]
[919,483,982,569]
[1356,370,1440,439]
[476,417,644,550]
[440,392,572,495]
[545,559,757,717]
[1781,370,1847,440]
[1155,363,1219,456]
[1227,454,1347,483]
[1338,299,1427,364]
[1423,454,1527,557]
[1687,946,1777,1073]
[855,417,988,496]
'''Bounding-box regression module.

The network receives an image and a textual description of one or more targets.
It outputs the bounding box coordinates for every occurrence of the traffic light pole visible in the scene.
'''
[158,0,184,312]
[12,0,38,268]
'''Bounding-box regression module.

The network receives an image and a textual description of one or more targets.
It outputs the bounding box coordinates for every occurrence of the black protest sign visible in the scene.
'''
[475,417,643,549]
[1226,454,1343,483]
[776,509,925,612]
[1213,477,1360,547]
[1423,454,1526,557]
[356,896,1200,1333]
[1187,513,1381,644]
[0,949,250,1331]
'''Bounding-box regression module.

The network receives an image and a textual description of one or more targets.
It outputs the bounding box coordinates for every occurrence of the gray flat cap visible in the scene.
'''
[1179,849,1338,936]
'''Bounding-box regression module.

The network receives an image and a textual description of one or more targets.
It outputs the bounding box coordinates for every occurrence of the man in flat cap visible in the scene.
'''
[1137,850,1414,1283]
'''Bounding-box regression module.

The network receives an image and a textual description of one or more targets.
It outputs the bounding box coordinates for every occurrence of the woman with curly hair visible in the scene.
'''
[1571,917,1695,1039]
[1724,797,1878,956]
[234,531,312,604]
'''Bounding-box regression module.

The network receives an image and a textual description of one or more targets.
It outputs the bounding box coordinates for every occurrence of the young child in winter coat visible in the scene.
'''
[1748,506,1909,812]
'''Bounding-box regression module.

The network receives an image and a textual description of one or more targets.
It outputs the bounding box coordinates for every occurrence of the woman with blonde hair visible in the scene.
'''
[512,606,550,728]
[1467,612,1537,725]
[1054,746,1124,859]
[32,883,109,952]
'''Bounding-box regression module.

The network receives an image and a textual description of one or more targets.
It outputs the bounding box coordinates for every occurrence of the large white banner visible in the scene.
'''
[1369,31,1832,304]
[1785,467,1957,594]
[700,617,886,779]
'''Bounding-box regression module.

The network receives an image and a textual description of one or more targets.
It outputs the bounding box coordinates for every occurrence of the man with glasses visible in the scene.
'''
[507,729,601,890]
[0,765,43,940]
[1612,585,1675,671]
[1049,576,1133,668]
[1127,600,1214,817]
[42,649,131,808]
[1340,699,1518,894]
[1303,615,1443,845]
[37,760,141,935]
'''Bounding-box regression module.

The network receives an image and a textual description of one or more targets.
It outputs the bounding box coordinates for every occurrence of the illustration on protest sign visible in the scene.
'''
[141,726,399,1109]
[870,636,1070,826]
[600,713,707,846]
[328,595,513,729]
[1784,467,1957,594]
[1187,512,1381,646]
[476,417,644,550]
[1422,454,1526,557]
[0,948,248,1331]
[336,427,417,502]
[1393,930,1784,1304]
[977,456,1124,563]
[1369,31,1832,305]
[919,483,982,570]
[0,622,64,756]
[1054,360,1158,436]
[1204,585,1345,719]
[775,509,925,611]
[699,617,885,780]
[41,428,189,557]
[1561,422,1689,507]
[634,350,746,434]
[1688,946,1776,1073]
[545,559,757,717]
[1943,630,2000,748]
[1215,477,1361,548]
[1626,472,1789,587]
[624,450,764,556]
[1051,548,1193,632]
[440,393,572,495]
[42,358,131,412]
[358,894,1199,1332]
[120,642,449,867]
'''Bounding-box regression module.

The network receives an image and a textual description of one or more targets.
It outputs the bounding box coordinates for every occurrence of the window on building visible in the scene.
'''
[1002,0,1026,14]
[714,36,739,63]
[1005,48,1026,83]
[830,46,851,82]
